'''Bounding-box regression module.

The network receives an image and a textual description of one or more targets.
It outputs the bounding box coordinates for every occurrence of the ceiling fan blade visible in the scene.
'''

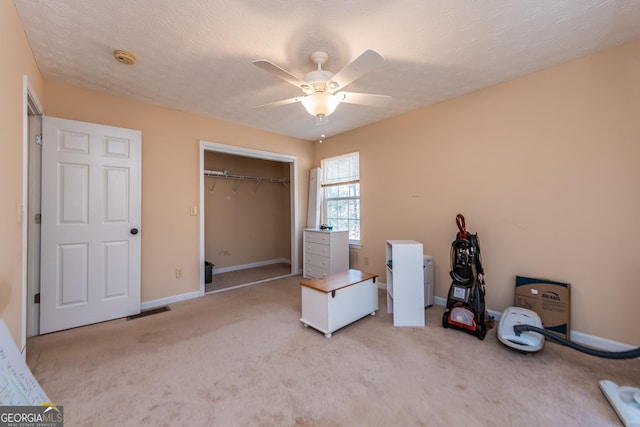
[254,96,304,109]
[330,49,385,90]
[338,92,391,108]
[252,59,309,89]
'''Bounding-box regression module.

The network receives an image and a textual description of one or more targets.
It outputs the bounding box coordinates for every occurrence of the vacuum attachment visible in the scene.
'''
[497,307,544,352]
[599,380,640,427]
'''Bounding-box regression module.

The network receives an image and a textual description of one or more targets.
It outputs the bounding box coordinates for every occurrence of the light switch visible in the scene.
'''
[190,206,197,216]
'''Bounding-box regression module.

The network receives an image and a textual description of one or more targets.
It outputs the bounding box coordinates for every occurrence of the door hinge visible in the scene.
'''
[35,213,41,224]
[34,293,40,304]
[35,134,42,145]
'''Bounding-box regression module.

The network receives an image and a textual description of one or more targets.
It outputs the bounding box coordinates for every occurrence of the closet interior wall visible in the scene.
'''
[204,151,291,276]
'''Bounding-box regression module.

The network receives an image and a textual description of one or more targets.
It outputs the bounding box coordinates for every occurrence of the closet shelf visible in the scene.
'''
[204,169,290,184]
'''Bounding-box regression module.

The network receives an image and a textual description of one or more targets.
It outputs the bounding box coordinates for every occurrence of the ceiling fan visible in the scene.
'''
[252,49,391,124]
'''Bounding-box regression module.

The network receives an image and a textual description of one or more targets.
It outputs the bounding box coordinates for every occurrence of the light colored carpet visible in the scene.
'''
[28,275,639,426]
[205,262,292,293]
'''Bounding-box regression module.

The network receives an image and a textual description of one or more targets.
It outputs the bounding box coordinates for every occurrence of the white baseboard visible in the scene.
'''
[380,283,635,352]
[141,290,201,311]
[213,258,290,274]
[569,331,637,352]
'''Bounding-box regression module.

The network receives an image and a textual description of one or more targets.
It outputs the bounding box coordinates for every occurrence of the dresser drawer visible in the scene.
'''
[305,231,331,244]
[305,252,330,269]
[305,241,330,257]
[304,264,330,279]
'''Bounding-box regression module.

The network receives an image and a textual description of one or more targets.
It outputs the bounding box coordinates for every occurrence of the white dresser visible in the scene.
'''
[303,228,349,279]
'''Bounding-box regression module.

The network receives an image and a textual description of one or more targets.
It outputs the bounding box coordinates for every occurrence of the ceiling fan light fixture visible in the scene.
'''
[301,93,341,117]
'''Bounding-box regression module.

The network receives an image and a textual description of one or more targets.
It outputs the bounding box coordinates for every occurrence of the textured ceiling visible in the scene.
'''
[13,0,640,141]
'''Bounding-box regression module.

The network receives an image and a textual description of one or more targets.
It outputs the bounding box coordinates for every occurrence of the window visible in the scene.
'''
[321,152,360,243]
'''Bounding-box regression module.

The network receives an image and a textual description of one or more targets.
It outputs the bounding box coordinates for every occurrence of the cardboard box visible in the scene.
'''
[514,275,571,340]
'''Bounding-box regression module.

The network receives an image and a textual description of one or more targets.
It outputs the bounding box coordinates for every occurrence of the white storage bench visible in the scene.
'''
[300,269,379,338]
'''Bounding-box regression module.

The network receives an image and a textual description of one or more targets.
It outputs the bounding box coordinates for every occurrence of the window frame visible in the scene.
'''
[321,152,361,245]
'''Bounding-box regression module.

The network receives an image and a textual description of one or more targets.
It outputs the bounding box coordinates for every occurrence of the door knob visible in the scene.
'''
[130,228,139,235]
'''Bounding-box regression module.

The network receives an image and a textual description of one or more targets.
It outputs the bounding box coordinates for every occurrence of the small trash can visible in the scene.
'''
[423,255,434,308]
[205,261,214,284]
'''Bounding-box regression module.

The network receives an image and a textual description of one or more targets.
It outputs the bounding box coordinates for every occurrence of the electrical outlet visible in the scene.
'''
[175,268,184,279]
[364,257,369,266]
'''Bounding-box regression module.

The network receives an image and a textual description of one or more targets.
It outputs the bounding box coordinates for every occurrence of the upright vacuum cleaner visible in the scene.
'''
[442,214,491,340]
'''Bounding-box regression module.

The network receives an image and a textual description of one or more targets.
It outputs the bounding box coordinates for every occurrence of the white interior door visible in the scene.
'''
[40,117,141,334]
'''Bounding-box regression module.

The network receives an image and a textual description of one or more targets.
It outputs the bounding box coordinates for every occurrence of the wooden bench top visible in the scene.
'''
[300,269,378,293]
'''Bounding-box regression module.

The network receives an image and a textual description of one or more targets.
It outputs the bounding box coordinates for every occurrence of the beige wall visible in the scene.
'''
[204,152,291,269]
[316,40,640,345]
[43,81,313,303]
[0,2,44,347]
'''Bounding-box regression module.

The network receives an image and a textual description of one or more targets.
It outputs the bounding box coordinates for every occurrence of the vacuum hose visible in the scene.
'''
[514,324,640,359]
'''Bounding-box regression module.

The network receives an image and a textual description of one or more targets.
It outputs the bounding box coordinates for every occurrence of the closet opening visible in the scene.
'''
[199,141,298,295]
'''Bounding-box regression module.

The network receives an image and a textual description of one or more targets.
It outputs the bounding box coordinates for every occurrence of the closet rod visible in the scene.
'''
[204,169,289,184]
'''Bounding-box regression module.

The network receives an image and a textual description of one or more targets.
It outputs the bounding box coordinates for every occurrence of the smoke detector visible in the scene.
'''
[114,50,136,65]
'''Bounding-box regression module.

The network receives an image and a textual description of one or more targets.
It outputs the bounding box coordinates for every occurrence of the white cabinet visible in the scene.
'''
[386,240,425,327]
[303,228,349,279]
[300,270,378,338]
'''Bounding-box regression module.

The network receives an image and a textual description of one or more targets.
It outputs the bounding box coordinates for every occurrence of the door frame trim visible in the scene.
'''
[198,140,299,295]
[22,75,43,354]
